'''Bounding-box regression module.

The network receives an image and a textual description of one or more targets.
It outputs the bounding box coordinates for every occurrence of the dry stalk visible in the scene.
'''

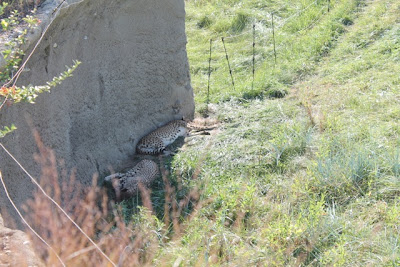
[1,118,219,266]
[159,156,181,235]
[0,131,158,266]
[0,171,65,267]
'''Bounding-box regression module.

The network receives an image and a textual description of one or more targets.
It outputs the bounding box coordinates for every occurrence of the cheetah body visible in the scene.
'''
[136,119,188,154]
[104,159,159,200]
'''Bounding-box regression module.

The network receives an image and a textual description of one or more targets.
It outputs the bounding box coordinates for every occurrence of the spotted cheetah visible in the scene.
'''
[136,119,188,154]
[104,159,159,200]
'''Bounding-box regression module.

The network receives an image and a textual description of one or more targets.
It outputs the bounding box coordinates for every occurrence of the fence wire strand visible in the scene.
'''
[0,171,66,267]
[0,143,117,267]
[223,28,253,40]
[277,0,319,29]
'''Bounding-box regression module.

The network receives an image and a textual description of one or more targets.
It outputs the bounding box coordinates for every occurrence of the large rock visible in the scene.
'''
[0,0,194,226]
[0,214,44,266]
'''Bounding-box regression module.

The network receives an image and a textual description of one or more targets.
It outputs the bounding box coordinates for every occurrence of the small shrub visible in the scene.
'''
[341,16,354,26]
[0,0,45,19]
[266,88,287,99]
[241,88,264,100]
[197,15,213,29]
[197,102,210,117]
[230,11,249,33]
[213,18,231,33]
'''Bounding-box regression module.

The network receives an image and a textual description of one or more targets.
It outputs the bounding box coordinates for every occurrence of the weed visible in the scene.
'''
[1,10,18,31]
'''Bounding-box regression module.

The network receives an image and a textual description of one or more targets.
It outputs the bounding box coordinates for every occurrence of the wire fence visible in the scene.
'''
[0,0,335,263]
[203,0,332,99]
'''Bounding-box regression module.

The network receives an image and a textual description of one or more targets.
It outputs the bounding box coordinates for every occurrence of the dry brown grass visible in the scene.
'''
[21,132,160,266]
[18,128,217,266]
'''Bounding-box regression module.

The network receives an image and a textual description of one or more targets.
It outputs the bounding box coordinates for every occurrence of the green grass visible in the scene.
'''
[186,0,362,105]
[0,0,396,265]
[117,0,400,265]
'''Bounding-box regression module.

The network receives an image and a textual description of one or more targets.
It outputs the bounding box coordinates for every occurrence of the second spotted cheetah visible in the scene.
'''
[136,119,188,154]
[104,159,159,200]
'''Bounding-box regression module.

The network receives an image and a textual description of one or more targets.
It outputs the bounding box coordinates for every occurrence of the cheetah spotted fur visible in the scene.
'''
[104,159,159,200]
[136,119,188,154]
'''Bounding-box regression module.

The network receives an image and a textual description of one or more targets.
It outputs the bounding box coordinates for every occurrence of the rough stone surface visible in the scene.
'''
[0,0,194,227]
[0,214,44,266]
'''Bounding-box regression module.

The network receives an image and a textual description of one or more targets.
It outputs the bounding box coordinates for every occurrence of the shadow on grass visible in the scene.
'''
[241,87,288,101]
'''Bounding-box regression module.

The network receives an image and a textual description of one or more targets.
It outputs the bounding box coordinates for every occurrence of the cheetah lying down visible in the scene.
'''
[105,119,217,200]
[104,159,159,201]
[136,119,188,154]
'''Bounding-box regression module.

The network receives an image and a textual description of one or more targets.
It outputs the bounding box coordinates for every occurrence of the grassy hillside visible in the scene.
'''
[146,0,400,265]
[186,0,362,107]
[19,0,400,265]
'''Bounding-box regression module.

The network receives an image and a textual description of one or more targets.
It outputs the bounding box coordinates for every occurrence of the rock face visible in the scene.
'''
[0,0,194,226]
[0,214,44,266]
